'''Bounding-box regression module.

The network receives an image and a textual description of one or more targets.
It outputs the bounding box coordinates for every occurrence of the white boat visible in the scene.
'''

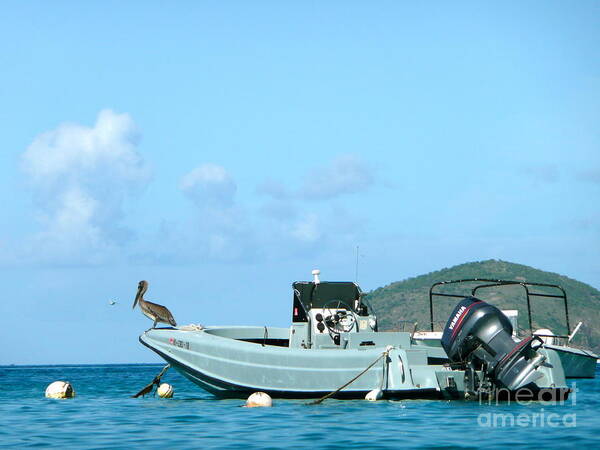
[412,279,598,378]
[139,272,571,400]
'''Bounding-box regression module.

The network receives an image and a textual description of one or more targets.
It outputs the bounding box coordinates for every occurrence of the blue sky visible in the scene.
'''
[1,1,598,364]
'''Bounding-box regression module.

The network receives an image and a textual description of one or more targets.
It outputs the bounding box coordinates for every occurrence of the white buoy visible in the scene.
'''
[45,381,75,399]
[245,392,272,407]
[365,388,383,401]
[157,383,174,398]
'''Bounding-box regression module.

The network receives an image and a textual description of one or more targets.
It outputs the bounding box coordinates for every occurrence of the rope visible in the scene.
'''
[179,324,204,331]
[132,364,170,398]
[307,349,391,405]
[380,351,388,390]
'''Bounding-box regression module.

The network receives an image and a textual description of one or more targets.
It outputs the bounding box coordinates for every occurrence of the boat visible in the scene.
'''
[412,279,598,379]
[140,271,571,400]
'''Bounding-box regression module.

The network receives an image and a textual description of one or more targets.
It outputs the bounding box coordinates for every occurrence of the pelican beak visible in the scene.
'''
[133,284,142,309]
[133,280,148,309]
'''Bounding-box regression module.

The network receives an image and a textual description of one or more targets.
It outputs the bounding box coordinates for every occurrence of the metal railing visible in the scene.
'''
[428,278,571,336]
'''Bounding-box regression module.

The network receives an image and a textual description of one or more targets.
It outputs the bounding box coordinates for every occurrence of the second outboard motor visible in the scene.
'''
[442,297,546,391]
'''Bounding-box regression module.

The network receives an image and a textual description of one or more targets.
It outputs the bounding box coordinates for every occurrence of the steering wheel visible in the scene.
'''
[322,300,357,334]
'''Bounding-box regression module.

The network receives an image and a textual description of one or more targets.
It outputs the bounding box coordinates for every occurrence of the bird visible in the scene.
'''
[133,280,177,328]
[108,300,117,306]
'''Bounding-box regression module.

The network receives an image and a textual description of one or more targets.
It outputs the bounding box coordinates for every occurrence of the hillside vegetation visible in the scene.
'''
[365,260,600,354]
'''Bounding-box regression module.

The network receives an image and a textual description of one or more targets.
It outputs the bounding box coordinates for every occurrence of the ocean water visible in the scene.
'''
[1,364,598,449]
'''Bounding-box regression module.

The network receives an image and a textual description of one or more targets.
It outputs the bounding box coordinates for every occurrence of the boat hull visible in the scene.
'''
[140,327,451,399]
[545,345,598,379]
[414,336,597,379]
[140,326,569,400]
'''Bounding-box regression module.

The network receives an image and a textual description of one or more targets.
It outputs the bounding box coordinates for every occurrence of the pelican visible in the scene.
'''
[133,280,177,328]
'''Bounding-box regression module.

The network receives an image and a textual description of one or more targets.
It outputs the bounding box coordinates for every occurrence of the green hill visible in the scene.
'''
[365,259,600,354]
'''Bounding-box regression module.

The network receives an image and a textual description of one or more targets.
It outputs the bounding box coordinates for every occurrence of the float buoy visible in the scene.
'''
[157,383,174,398]
[45,381,75,399]
[365,388,383,401]
[245,392,272,407]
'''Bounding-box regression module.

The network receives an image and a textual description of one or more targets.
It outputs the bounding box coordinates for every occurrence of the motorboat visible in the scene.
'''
[140,271,570,400]
[412,279,598,379]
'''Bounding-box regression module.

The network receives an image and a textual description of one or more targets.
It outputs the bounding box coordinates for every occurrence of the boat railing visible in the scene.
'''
[530,333,570,347]
[396,320,418,334]
[294,288,313,348]
[396,320,448,333]
[428,278,571,336]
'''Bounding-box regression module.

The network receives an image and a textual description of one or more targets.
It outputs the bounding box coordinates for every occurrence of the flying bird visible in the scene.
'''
[133,280,177,328]
[109,300,117,306]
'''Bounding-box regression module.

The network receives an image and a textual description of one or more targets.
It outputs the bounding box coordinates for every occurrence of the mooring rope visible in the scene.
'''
[132,364,170,398]
[307,349,391,405]
[379,350,389,390]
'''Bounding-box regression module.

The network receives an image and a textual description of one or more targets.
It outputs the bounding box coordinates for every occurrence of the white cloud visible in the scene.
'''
[177,161,365,261]
[180,163,236,207]
[178,164,255,261]
[290,213,321,243]
[46,187,98,234]
[21,109,149,264]
[301,154,374,199]
[256,179,290,200]
[251,155,374,253]
[143,153,376,265]
[22,109,146,185]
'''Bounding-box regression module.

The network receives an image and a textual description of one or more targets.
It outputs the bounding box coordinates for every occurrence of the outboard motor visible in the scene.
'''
[442,297,547,392]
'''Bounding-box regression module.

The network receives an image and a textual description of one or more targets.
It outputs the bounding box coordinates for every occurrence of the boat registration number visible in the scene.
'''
[168,338,190,350]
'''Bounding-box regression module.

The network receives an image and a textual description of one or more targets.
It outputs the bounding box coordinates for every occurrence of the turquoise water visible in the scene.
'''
[1,364,598,448]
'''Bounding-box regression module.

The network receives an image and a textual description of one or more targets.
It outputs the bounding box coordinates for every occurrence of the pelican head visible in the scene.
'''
[133,280,149,309]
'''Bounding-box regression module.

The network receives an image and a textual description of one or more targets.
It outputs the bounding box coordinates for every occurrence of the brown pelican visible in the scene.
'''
[133,280,177,328]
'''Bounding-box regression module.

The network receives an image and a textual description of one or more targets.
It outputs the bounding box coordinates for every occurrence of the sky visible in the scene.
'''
[0,1,598,364]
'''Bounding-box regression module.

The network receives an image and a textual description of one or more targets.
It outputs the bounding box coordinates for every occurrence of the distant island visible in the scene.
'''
[365,259,600,354]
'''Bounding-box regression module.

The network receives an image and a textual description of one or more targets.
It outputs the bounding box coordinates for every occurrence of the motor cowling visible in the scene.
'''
[442,297,546,391]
